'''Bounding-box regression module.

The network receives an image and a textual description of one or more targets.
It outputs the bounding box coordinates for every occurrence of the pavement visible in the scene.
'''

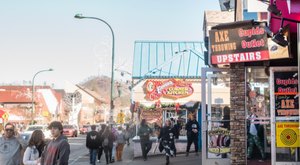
[70,141,202,165]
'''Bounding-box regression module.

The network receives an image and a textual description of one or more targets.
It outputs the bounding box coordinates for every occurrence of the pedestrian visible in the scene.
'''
[124,125,131,146]
[101,126,115,164]
[158,120,177,165]
[40,121,70,165]
[23,129,46,165]
[185,114,200,156]
[97,124,106,163]
[170,118,180,157]
[110,125,118,163]
[0,122,27,165]
[86,125,101,165]
[115,126,126,161]
[247,108,266,162]
[137,119,153,161]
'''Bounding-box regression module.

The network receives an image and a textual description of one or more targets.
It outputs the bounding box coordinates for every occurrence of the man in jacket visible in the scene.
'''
[137,119,153,161]
[0,122,27,165]
[185,114,200,156]
[41,121,70,165]
[86,125,101,165]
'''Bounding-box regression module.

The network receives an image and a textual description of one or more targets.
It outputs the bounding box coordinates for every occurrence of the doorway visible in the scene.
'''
[201,68,231,165]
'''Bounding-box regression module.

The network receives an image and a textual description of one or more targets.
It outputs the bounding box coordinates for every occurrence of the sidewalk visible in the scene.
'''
[70,142,202,165]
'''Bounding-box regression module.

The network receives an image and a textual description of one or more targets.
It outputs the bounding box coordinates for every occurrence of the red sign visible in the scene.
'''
[144,79,194,100]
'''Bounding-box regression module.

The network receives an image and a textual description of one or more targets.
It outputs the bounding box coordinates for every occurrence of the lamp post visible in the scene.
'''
[31,68,53,124]
[74,14,115,124]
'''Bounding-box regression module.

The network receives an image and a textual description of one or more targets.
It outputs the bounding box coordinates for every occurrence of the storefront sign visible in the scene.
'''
[144,79,194,100]
[140,108,162,124]
[209,25,270,64]
[276,122,300,147]
[274,71,299,117]
[208,127,230,154]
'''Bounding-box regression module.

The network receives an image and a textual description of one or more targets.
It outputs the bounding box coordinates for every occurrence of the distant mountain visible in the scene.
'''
[80,76,131,108]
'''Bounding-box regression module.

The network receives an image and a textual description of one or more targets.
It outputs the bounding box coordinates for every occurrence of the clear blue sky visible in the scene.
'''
[0,0,220,89]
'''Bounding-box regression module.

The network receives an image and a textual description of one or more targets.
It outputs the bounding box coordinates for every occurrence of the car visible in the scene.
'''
[20,125,52,143]
[63,124,78,137]
[79,125,91,134]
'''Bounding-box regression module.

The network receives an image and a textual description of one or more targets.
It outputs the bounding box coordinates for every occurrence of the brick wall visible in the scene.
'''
[230,63,247,165]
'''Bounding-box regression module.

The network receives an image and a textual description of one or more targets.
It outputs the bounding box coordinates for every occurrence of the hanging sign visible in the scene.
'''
[209,24,270,64]
[274,71,299,117]
[276,122,300,147]
[144,79,194,101]
[140,108,162,124]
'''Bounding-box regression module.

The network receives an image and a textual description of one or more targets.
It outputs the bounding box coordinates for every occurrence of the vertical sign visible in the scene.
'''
[274,71,299,117]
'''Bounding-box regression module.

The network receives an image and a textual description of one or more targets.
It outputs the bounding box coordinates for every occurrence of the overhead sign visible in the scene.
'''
[144,79,194,101]
[276,122,300,147]
[209,24,270,64]
[274,71,299,117]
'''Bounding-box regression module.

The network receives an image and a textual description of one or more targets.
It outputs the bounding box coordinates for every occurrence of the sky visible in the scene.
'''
[0,0,220,89]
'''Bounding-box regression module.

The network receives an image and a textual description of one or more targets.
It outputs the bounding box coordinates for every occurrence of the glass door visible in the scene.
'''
[270,67,300,165]
[201,68,231,165]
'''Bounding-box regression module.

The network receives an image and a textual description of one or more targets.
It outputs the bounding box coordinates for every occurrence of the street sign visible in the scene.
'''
[1,112,9,121]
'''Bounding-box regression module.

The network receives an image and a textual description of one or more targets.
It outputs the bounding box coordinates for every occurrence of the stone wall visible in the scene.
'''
[230,63,247,165]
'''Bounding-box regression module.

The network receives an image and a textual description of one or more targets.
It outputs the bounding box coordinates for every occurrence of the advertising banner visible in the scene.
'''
[274,71,299,117]
[276,122,300,147]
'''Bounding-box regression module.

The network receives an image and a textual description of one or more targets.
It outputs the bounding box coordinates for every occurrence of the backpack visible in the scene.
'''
[116,132,125,144]
[103,137,109,146]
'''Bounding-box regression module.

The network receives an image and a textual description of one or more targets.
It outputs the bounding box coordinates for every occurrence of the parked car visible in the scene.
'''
[20,125,52,143]
[79,125,91,134]
[63,124,78,137]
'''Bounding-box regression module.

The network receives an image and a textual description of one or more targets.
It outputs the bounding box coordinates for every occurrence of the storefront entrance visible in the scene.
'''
[201,68,231,165]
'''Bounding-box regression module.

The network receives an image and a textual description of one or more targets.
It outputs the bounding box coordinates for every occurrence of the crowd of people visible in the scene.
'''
[0,114,200,165]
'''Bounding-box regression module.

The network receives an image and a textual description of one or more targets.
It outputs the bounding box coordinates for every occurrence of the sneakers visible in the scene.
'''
[258,159,264,162]
[97,160,100,163]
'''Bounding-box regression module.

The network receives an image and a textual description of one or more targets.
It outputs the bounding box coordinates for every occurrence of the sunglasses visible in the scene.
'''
[5,129,14,132]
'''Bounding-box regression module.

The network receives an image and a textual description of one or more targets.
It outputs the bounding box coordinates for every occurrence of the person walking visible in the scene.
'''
[124,125,131,146]
[110,126,117,163]
[101,126,115,164]
[86,125,101,165]
[97,124,106,163]
[137,119,153,161]
[247,108,266,162]
[40,121,70,165]
[185,114,200,156]
[158,120,177,165]
[23,129,46,165]
[115,126,126,161]
[0,122,27,165]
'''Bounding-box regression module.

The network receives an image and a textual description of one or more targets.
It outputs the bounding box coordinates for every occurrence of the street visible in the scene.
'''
[68,135,202,165]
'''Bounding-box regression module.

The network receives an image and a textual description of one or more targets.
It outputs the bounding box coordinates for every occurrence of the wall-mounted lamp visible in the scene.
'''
[268,2,282,16]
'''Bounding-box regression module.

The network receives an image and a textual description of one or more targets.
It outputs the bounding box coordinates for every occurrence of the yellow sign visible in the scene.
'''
[2,112,9,121]
[276,122,300,147]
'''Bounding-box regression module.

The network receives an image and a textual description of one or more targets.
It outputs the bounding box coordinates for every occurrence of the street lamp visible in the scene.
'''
[74,14,115,124]
[31,68,53,124]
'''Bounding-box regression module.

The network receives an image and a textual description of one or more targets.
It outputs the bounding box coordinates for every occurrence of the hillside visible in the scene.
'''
[80,76,131,108]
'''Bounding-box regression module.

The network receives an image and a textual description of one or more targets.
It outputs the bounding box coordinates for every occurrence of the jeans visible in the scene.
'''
[140,140,152,159]
[89,149,98,165]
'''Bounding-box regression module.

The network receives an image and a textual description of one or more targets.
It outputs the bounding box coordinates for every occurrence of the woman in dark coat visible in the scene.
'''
[158,120,176,165]
[100,126,115,164]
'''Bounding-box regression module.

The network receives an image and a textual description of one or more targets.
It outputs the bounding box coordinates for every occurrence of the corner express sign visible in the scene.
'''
[144,79,194,101]
[209,25,269,64]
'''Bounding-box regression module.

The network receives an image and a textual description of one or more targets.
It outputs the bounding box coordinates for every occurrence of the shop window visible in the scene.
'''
[246,67,271,162]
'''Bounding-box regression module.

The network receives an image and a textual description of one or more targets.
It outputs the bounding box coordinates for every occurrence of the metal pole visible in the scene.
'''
[75,14,115,124]
[31,68,53,125]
